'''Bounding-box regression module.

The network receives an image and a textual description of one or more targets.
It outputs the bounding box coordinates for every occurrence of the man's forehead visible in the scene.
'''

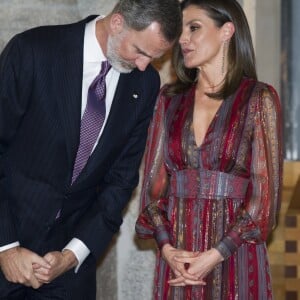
[132,24,172,57]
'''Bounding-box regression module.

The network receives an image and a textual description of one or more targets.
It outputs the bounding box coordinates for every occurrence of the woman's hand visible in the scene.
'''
[171,248,224,284]
[161,244,206,286]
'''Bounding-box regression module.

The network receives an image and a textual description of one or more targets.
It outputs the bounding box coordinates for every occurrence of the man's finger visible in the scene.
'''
[26,271,43,289]
[34,272,50,284]
[33,266,50,276]
[31,277,43,289]
[32,254,51,269]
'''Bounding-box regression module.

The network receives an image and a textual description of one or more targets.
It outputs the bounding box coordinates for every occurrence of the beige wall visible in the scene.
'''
[240,0,281,91]
[254,0,281,92]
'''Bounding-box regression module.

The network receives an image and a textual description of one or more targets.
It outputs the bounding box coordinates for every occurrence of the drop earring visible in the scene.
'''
[221,40,228,76]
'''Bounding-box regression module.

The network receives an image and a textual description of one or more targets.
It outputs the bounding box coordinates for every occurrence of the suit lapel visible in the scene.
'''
[55,55,82,169]
[55,17,97,170]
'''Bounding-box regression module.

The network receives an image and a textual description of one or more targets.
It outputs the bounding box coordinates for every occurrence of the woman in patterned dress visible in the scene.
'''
[135,0,283,299]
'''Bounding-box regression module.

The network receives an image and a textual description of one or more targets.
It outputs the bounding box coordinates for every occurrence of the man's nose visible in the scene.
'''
[135,57,152,71]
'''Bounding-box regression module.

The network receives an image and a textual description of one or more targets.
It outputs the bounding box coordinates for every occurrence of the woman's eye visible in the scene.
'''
[190,25,199,32]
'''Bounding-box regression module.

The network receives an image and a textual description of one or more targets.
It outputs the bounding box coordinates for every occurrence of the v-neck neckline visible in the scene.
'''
[191,97,224,149]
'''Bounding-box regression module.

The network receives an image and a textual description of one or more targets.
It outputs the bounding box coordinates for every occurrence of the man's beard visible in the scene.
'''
[106,34,135,74]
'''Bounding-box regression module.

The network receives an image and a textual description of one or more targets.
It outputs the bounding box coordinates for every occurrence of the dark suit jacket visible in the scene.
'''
[0,16,159,261]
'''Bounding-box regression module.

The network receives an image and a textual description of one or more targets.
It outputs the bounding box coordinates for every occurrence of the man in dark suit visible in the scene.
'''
[0,0,182,298]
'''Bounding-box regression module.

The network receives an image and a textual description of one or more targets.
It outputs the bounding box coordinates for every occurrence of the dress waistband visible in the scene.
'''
[169,169,249,200]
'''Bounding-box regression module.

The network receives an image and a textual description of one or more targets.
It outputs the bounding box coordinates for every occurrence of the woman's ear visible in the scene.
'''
[222,22,235,41]
[110,13,125,35]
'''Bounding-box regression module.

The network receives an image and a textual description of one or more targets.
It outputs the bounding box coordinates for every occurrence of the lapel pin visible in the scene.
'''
[132,92,139,100]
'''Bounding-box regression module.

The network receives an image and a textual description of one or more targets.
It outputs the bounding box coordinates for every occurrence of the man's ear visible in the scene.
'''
[221,22,235,41]
[110,13,125,35]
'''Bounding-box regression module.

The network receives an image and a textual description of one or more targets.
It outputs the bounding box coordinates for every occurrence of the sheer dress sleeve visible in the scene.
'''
[135,86,172,248]
[215,83,283,259]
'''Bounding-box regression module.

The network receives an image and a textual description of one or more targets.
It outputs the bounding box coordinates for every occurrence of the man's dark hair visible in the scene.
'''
[112,0,182,43]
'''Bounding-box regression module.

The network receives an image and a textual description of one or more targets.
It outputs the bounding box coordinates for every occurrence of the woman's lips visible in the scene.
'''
[182,48,193,56]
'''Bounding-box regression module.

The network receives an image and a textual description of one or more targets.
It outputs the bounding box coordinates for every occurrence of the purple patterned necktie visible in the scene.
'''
[72,60,111,184]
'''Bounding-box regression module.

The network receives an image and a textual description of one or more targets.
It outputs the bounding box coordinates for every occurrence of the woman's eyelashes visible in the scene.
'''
[190,24,200,32]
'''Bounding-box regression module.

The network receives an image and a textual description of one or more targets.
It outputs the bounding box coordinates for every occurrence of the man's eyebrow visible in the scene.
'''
[134,45,153,59]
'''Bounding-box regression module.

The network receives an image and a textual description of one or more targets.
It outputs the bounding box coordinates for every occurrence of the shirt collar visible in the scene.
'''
[84,16,105,63]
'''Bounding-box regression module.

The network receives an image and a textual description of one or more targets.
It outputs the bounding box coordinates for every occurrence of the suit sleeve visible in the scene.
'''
[73,70,160,259]
[0,34,34,245]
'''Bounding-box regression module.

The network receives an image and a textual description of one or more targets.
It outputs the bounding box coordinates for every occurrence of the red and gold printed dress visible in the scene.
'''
[135,78,283,299]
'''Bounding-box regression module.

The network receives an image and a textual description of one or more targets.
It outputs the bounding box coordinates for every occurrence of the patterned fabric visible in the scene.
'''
[169,169,249,199]
[136,78,283,299]
[72,60,111,183]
